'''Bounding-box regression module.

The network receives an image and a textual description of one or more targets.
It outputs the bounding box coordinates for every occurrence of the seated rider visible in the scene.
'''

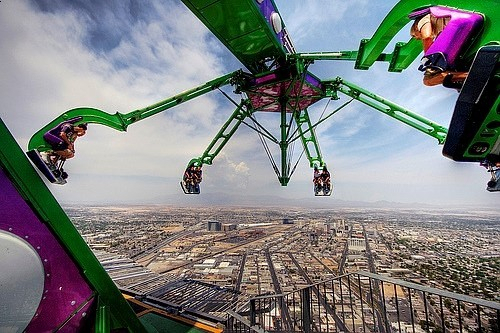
[481,160,500,191]
[321,166,331,194]
[313,166,322,192]
[183,164,202,193]
[409,6,483,87]
[183,165,195,192]
[193,166,203,192]
[43,122,87,164]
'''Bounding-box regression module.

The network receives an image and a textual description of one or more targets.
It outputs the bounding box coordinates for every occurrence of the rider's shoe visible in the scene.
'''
[423,69,468,87]
[40,152,51,164]
[41,152,57,170]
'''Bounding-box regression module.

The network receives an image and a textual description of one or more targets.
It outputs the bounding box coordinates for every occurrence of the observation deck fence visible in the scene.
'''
[225,271,500,333]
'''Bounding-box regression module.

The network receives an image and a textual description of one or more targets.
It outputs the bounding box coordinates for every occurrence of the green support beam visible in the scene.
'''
[279,98,289,186]
[96,302,111,333]
[292,108,324,168]
[324,77,448,144]
[291,51,358,62]
[28,71,240,151]
[189,100,252,167]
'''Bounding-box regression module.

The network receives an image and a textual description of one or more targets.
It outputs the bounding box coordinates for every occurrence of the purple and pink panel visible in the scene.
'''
[246,71,323,112]
[0,168,95,332]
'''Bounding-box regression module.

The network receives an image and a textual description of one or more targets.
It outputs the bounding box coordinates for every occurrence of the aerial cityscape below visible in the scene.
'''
[65,204,500,332]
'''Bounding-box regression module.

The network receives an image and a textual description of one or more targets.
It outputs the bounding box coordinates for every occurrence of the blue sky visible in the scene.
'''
[0,0,497,207]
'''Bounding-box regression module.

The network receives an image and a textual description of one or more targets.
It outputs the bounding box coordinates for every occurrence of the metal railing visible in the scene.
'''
[226,271,500,333]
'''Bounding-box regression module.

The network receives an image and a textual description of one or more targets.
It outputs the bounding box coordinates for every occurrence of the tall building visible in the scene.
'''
[333,219,349,236]
[207,220,222,231]
[222,223,237,231]
[348,237,366,252]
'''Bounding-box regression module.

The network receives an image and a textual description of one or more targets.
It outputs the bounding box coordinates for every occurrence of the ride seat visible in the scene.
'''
[410,6,484,71]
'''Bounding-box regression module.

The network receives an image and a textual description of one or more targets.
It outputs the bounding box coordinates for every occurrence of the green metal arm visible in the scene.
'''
[292,108,325,168]
[290,40,420,73]
[188,100,252,168]
[290,50,358,62]
[28,71,240,151]
[324,77,448,144]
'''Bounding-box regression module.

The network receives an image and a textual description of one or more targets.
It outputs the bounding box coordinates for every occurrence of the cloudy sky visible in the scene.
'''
[0,0,497,207]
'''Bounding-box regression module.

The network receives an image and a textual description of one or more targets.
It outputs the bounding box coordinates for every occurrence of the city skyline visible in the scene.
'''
[0,0,498,207]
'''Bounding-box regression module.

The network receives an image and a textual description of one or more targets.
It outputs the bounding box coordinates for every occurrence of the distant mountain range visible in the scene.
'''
[63,191,499,211]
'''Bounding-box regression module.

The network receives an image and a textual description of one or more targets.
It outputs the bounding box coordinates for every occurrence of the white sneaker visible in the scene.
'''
[40,152,51,164]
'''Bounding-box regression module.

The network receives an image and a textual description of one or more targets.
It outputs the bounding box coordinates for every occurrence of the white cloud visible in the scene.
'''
[203,153,250,191]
